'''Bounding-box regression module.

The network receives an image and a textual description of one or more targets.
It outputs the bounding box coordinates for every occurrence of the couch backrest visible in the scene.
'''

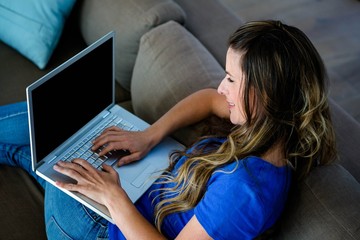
[174,0,243,68]
[329,99,360,182]
[79,0,186,92]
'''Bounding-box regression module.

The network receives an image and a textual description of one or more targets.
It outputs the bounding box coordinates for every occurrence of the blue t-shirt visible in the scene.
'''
[108,138,292,239]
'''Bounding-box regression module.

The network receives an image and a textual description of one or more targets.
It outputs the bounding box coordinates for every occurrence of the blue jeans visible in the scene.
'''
[0,102,109,239]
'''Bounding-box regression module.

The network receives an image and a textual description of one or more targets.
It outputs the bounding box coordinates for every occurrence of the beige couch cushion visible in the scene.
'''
[131,21,225,145]
[131,20,223,122]
[79,0,186,91]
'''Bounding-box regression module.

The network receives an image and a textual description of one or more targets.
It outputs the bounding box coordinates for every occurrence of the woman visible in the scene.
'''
[0,20,337,239]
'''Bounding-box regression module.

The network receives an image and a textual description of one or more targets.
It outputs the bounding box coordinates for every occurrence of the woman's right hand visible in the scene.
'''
[91,89,226,166]
[91,126,158,166]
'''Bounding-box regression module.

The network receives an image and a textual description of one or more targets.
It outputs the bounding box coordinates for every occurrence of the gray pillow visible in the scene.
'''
[131,20,224,125]
[79,0,186,91]
[277,164,360,240]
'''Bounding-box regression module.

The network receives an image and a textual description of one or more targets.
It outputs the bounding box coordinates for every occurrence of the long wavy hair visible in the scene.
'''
[153,20,337,232]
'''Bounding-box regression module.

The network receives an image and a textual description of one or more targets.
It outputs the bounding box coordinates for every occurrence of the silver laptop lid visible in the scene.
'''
[26,31,115,171]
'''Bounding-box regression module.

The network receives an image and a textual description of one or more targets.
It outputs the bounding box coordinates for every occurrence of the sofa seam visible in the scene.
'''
[305,180,357,239]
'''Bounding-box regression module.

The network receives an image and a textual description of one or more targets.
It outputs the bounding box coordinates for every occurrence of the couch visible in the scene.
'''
[0,0,359,239]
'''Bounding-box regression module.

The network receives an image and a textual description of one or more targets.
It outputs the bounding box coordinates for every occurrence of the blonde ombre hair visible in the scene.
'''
[153,20,337,232]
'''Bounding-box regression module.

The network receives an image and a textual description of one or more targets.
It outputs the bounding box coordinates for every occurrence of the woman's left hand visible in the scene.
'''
[53,159,125,206]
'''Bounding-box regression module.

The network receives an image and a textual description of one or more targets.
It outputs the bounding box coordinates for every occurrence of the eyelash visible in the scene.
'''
[227,77,234,83]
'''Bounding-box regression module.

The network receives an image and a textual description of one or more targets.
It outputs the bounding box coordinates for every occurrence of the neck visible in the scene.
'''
[261,142,286,167]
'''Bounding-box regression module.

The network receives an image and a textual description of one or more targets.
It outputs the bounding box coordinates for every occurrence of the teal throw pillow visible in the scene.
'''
[0,0,76,69]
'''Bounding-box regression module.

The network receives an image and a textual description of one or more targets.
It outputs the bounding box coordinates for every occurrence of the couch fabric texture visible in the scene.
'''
[80,0,186,91]
[131,21,223,124]
[0,0,359,239]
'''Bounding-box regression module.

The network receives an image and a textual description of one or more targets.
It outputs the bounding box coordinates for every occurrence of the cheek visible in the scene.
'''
[234,95,247,124]
[236,108,246,124]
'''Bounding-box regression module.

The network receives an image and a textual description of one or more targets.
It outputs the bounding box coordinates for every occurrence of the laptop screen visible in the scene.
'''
[30,33,114,163]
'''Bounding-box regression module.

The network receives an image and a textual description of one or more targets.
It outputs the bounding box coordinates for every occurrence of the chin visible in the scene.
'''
[230,116,246,125]
[230,118,241,125]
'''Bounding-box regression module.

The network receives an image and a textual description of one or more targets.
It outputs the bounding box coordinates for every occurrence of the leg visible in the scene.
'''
[0,146,109,239]
[0,101,46,187]
[0,143,46,188]
[45,184,109,239]
[0,102,109,239]
[0,101,30,145]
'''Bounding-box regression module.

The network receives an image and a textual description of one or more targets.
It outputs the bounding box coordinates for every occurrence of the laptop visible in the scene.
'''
[26,31,184,223]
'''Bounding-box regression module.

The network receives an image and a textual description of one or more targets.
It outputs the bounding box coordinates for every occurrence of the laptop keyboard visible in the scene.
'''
[62,114,139,169]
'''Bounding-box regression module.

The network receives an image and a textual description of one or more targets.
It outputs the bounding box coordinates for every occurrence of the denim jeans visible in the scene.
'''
[0,102,109,239]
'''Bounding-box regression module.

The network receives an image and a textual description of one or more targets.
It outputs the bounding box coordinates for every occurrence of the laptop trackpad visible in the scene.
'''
[115,162,158,188]
[131,164,159,188]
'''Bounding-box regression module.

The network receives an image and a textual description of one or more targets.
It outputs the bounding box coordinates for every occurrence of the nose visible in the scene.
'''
[217,77,227,95]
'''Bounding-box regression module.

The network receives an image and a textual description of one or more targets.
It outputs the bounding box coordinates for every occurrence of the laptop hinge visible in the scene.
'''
[102,111,110,118]
[37,160,46,168]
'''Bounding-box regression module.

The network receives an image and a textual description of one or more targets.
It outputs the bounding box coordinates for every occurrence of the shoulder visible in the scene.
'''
[194,157,292,239]
[208,156,290,186]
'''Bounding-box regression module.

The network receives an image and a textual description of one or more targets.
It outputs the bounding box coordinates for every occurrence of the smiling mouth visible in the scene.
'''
[228,102,235,108]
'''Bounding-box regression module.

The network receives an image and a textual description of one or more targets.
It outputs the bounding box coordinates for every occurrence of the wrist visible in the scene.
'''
[104,186,131,216]
[145,123,167,148]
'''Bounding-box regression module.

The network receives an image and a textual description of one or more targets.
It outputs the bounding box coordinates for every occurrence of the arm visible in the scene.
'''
[107,192,212,240]
[55,160,213,240]
[54,89,228,238]
[146,88,229,148]
[93,88,229,165]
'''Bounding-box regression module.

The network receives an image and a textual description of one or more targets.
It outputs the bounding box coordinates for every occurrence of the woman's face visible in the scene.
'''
[217,48,247,125]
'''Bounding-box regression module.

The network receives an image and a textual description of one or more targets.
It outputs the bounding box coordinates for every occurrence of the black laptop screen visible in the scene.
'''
[30,34,114,162]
